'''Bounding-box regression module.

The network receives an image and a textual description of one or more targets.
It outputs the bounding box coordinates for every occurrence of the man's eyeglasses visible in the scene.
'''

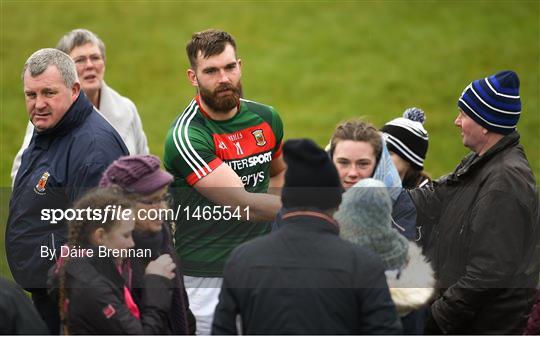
[138,193,172,206]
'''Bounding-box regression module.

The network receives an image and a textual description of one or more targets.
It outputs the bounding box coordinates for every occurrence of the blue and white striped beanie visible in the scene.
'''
[458,70,521,135]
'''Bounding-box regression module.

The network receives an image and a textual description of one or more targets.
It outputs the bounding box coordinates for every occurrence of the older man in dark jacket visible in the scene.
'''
[6,48,127,334]
[212,138,402,335]
[410,70,539,334]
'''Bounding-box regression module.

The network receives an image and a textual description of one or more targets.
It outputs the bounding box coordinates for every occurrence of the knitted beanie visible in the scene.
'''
[281,139,342,210]
[335,178,409,270]
[458,70,521,135]
[99,155,173,195]
[382,107,428,171]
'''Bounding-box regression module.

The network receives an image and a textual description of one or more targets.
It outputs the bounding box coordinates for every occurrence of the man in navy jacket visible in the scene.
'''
[6,48,128,334]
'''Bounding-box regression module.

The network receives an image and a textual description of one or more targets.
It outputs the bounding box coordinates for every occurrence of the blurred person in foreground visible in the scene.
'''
[336,178,434,334]
[212,139,402,335]
[0,277,48,334]
[11,28,148,186]
[524,289,540,334]
[409,70,539,334]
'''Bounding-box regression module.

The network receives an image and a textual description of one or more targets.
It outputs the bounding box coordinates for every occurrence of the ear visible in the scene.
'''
[237,58,243,71]
[71,82,81,101]
[90,227,107,246]
[187,68,198,87]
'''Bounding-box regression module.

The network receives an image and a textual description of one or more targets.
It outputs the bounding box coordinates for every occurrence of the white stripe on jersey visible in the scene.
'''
[172,100,212,179]
[182,102,212,172]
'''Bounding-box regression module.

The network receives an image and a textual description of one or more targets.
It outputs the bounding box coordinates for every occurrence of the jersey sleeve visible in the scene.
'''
[164,121,223,186]
[269,106,284,159]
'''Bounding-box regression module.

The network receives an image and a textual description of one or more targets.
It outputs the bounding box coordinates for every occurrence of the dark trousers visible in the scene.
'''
[31,289,59,335]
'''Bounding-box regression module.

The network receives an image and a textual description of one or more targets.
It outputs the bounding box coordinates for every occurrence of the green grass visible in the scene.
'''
[1,1,539,280]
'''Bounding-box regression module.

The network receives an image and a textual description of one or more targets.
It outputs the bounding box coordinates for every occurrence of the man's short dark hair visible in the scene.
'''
[186,29,237,69]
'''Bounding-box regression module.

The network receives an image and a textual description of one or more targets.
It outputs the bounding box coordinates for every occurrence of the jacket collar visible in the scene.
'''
[453,131,520,180]
[281,209,339,235]
[35,91,94,138]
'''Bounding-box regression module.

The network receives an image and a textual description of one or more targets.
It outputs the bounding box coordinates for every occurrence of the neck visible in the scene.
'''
[476,132,504,156]
[86,89,101,108]
[199,97,238,121]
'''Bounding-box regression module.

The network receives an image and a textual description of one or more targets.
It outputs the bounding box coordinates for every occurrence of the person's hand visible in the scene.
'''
[145,254,176,280]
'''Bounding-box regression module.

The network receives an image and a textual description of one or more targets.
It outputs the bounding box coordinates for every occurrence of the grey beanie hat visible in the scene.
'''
[335,178,409,270]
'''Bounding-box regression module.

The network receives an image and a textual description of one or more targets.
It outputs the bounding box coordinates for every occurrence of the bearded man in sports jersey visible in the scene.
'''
[164,29,285,335]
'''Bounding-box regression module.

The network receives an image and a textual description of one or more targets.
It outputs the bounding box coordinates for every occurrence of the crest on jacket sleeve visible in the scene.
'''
[252,129,266,146]
[102,304,117,319]
[34,171,50,195]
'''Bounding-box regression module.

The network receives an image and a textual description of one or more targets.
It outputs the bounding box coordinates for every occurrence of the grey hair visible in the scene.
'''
[56,28,106,60]
[22,48,78,88]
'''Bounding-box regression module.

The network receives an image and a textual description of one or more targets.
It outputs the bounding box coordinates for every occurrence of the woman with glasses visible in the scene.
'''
[100,154,195,334]
[11,28,149,185]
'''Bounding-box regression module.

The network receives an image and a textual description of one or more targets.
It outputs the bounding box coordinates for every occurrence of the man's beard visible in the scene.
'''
[199,81,243,113]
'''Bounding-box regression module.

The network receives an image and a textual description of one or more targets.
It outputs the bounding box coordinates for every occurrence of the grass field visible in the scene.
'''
[1,1,538,280]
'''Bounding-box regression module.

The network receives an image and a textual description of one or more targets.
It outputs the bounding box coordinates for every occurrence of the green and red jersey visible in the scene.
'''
[164,96,283,277]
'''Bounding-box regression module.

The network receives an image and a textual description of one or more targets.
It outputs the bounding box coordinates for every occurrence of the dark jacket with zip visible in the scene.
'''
[212,210,402,335]
[409,131,539,334]
[62,251,172,334]
[6,92,128,289]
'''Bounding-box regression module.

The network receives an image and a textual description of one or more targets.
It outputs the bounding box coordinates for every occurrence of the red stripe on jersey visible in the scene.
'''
[212,122,277,160]
[273,141,283,159]
[186,158,223,186]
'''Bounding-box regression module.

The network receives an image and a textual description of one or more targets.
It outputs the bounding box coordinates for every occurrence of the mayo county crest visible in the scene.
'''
[34,171,50,195]
[252,129,266,146]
